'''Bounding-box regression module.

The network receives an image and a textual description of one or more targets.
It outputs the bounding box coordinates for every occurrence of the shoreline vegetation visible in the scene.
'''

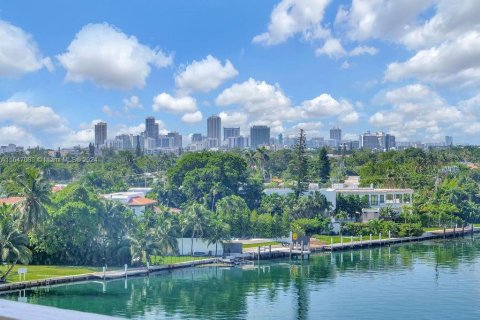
[1,226,475,285]
[1,143,480,287]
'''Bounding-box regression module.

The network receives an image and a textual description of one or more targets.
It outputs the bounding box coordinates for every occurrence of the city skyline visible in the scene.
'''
[1,1,480,148]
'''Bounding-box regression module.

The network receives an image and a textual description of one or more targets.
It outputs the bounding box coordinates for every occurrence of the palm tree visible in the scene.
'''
[0,216,32,282]
[184,203,210,256]
[129,225,160,266]
[206,217,230,256]
[14,168,51,232]
[155,218,179,257]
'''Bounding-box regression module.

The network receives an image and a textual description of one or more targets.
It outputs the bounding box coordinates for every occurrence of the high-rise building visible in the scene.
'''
[250,125,270,149]
[223,127,240,140]
[445,136,453,146]
[207,115,221,147]
[330,127,342,141]
[145,117,157,140]
[360,131,396,151]
[191,133,203,143]
[94,122,107,146]
[278,133,283,146]
[167,132,183,148]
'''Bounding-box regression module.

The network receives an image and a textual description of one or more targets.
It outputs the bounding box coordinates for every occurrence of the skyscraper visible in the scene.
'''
[191,133,203,143]
[330,127,342,141]
[167,132,183,148]
[145,117,157,139]
[250,125,270,149]
[445,136,453,146]
[207,115,221,146]
[223,127,240,140]
[94,122,107,146]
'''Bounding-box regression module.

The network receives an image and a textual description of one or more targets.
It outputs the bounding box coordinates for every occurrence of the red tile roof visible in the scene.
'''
[128,197,157,206]
[0,197,25,205]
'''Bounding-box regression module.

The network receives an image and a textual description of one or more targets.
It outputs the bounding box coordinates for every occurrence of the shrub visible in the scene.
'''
[398,223,423,237]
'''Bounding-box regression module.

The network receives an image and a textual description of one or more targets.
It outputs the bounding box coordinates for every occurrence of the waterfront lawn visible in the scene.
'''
[242,242,280,249]
[313,235,385,245]
[148,256,212,265]
[1,265,101,283]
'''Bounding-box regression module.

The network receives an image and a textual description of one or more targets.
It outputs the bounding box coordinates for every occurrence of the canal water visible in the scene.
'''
[2,237,480,319]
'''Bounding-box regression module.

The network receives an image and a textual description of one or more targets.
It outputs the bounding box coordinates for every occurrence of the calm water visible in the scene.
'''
[3,237,480,319]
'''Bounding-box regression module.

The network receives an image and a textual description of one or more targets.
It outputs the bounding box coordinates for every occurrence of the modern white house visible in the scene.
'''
[264,176,414,225]
[101,188,156,215]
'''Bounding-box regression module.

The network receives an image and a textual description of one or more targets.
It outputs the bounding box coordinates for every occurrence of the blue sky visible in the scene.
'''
[0,0,479,147]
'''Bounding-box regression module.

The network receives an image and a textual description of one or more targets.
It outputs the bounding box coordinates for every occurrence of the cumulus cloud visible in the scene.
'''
[152,93,197,113]
[0,101,67,130]
[315,38,346,58]
[57,23,173,89]
[0,20,52,76]
[181,111,203,124]
[349,45,378,56]
[253,0,331,45]
[299,93,356,119]
[175,55,238,94]
[385,31,480,86]
[0,125,39,146]
[369,84,469,140]
[123,96,143,110]
[216,78,294,120]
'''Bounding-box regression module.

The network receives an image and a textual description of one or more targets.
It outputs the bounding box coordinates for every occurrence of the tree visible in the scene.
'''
[14,167,51,232]
[316,147,331,185]
[0,216,31,282]
[216,195,251,238]
[184,203,210,256]
[205,216,230,256]
[290,129,308,198]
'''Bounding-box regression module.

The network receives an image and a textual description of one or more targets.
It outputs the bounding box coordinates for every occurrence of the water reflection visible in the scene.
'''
[1,237,480,319]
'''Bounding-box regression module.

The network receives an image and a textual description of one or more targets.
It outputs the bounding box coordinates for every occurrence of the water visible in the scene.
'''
[3,238,480,319]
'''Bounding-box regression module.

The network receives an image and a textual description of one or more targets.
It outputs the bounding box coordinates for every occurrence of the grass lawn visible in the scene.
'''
[148,256,212,265]
[474,224,480,228]
[1,265,102,283]
[242,241,280,249]
[314,235,389,244]
[423,227,445,232]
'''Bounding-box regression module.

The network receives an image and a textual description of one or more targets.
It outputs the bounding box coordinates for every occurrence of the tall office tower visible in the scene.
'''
[330,127,342,141]
[207,115,221,146]
[445,136,453,146]
[278,133,283,146]
[250,125,270,149]
[145,117,157,139]
[360,131,396,151]
[94,122,107,146]
[223,127,240,140]
[167,131,183,148]
[191,133,203,143]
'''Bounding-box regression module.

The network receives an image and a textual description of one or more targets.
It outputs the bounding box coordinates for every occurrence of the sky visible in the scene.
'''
[0,0,479,148]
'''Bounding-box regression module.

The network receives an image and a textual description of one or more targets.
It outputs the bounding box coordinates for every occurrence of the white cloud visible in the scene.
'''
[369,84,468,140]
[175,55,238,93]
[315,38,346,58]
[216,78,294,120]
[253,0,331,45]
[341,61,351,69]
[299,93,355,119]
[0,125,39,146]
[57,23,173,89]
[0,20,51,76]
[339,111,360,124]
[0,101,66,130]
[102,105,117,117]
[123,96,143,110]
[115,123,146,136]
[349,45,378,56]
[181,111,203,124]
[336,0,435,42]
[218,111,248,130]
[152,93,197,113]
[385,31,480,86]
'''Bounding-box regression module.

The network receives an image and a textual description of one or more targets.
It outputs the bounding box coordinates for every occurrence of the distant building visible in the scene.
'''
[94,122,107,147]
[445,136,453,146]
[207,115,221,147]
[101,189,156,215]
[330,127,342,141]
[360,131,396,151]
[191,133,203,143]
[278,133,283,146]
[250,125,270,149]
[167,132,183,148]
[145,117,158,140]
[223,127,240,140]
[226,136,247,149]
